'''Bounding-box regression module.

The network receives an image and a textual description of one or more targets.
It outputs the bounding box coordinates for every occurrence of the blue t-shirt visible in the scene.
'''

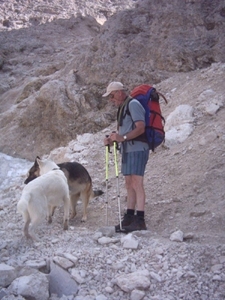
[118,99,149,153]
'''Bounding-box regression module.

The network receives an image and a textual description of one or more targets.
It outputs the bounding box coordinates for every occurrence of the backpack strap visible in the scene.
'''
[117,96,133,129]
[157,90,168,104]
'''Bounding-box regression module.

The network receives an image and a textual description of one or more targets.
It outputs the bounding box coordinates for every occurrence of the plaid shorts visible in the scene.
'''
[121,150,149,176]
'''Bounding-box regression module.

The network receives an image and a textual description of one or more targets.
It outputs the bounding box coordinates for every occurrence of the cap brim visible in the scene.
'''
[102,91,111,97]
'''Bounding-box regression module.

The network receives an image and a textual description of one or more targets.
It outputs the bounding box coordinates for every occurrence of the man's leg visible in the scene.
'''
[117,150,149,232]
[115,175,136,232]
[123,174,147,232]
[130,175,145,211]
[125,175,136,210]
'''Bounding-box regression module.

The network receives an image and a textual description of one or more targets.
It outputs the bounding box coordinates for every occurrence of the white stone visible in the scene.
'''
[150,271,162,282]
[25,260,46,269]
[9,273,49,300]
[164,104,195,147]
[115,270,150,292]
[0,263,17,288]
[205,103,220,115]
[53,256,74,270]
[165,104,195,129]
[212,275,222,281]
[130,289,145,300]
[77,133,95,144]
[63,253,78,264]
[98,236,117,244]
[72,144,86,152]
[121,233,139,249]
[96,294,108,300]
[165,123,194,146]
[105,286,114,293]
[70,269,85,284]
[170,230,184,242]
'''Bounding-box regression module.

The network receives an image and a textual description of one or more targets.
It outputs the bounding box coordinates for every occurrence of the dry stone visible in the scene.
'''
[49,261,78,297]
[8,272,49,300]
[0,263,17,288]
[53,256,74,270]
[115,270,150,293]
[170,230,184,242]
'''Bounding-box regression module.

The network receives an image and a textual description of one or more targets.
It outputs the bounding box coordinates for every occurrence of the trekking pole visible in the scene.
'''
[105,135,111,226]
[113,140,122,231]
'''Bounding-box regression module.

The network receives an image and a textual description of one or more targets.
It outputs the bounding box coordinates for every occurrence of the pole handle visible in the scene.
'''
[105,135,112,153]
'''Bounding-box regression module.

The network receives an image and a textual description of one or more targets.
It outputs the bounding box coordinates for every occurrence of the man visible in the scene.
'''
[102,81,149,232]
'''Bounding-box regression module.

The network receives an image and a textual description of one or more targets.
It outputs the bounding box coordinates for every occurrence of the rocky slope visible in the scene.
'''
[0,0,136,29]
[0,62,225,300]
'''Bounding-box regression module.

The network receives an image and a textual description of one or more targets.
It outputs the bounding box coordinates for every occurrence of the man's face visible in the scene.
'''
[109,90,124,107]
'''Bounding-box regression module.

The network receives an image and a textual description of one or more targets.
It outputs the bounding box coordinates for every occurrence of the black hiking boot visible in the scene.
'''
[115,214,135,233]
[123,215,147,232]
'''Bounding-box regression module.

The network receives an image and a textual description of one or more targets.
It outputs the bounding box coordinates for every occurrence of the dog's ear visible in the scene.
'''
[35,156,41,166]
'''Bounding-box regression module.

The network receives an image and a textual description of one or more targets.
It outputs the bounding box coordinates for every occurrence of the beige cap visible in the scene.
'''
[102,81,125,97]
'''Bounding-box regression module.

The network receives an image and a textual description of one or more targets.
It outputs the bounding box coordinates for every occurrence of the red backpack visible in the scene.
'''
[129,84,168,151]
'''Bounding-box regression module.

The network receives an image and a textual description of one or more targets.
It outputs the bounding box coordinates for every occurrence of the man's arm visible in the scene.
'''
[110,120,145,142]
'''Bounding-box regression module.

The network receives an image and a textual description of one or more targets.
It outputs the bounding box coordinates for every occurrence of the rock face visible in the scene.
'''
[0,0,136,29]
[0,0,224,160]
[84,0,225,81]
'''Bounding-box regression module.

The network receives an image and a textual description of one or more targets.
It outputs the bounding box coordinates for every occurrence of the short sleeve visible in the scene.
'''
[128,99,145,123]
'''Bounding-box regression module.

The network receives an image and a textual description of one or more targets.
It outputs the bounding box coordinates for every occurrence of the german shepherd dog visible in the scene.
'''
[18,158,70,240]
[24,156,103,222]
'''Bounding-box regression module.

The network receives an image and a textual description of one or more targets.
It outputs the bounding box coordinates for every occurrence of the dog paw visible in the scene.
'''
[70,212,77,219]
[25,233,38,242]
[63,220,69,230]
[24,233,33,240]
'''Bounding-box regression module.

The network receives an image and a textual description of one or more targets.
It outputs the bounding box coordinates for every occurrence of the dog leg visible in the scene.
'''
[21,209,34,240]
[23,213,32,239]
[70,193,80,219]
[63,220,69,230]
[80,191,90,222]
[52,206,56,216]
[47,205,56,223]
[63,195,70,230]
[28,217,41,241]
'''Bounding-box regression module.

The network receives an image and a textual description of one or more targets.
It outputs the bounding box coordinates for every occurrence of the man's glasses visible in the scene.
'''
[109,91,118,99]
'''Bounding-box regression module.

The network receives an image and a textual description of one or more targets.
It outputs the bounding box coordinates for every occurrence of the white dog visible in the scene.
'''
[17,158,70,240]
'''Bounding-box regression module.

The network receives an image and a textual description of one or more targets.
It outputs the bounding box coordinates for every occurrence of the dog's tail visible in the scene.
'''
[17,192,40,221]
[17,194,32,231]
[17,196,29,215]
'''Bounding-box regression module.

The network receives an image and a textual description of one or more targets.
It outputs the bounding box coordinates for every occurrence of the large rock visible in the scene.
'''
[8,272,49,300]
[115,270,150,292]
[0,263,17,288]
[165,104,195,147]
[49,261,78,297]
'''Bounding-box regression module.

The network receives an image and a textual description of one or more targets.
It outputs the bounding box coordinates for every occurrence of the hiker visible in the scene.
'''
[102,81,149,232]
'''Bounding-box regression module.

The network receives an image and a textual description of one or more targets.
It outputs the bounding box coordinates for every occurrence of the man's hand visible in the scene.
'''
[109,132,124,143]
[104,136,113,146]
